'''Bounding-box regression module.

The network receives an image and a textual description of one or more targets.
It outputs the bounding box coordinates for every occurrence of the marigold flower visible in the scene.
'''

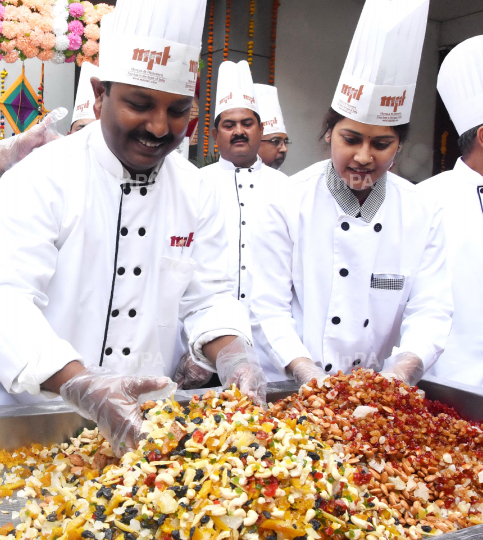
[37,48,54,61]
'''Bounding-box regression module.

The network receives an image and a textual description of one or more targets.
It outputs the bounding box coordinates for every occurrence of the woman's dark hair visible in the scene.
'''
[320,107,410,144]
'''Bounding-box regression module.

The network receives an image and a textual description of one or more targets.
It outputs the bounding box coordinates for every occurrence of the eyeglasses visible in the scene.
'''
[261,138,292,148]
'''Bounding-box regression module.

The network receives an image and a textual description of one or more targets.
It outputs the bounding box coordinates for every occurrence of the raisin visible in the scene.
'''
[214,415,222,423]
[165,407,173,414]
[200,515,210,525]
[175,416,186,425]
[307,451,320,461]
[297,416,307,424]
[183,407,191,415]
[421,526,432,533]
[227,446,238,453]
[194,484,202,491]
[104,529,114,540]
[171,531,180,540]
[248,443,259,450]
[125,534,136,540]
[157,515,167,525]
[194,469,204,481]
[309,519,321,531]
[81,532,95,539]
[192,417,202,425]
[46,513,57,522]
[263,511,271,519]
[239,452,249,459]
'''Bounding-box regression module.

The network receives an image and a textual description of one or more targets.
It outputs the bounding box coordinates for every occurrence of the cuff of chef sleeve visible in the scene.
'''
[190,329,249,371]
[10,348,84,398]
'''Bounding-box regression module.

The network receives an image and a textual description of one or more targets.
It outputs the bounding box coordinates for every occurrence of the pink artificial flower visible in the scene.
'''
[67,32,82,50]
[0,21,2,33]
[69,2,84,18]
[65,54,76,63]
[82,39,98,57]
[83,23,100,41]
[0,5,5,19]
[68,20,84,35]
[37,49,54,61]
[4,50,19,63]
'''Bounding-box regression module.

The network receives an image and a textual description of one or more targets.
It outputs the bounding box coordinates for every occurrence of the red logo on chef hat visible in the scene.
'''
[219,92,233,105]
[243,94,256,105]
[380,90,407,112]
[76,99,89,112]
[132,46,171,71]
[189,60,199,80]
[341,83,364,103]
[262,117,278,128]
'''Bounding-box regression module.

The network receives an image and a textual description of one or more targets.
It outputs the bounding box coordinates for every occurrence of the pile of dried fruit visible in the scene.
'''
[1,371,483,540]
[271,369,483,535]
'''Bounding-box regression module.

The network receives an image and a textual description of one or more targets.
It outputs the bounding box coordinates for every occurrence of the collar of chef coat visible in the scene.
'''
[88,121,163,185]
[454,157,483,185]
[326,160,386,223]
[218,154,263,172]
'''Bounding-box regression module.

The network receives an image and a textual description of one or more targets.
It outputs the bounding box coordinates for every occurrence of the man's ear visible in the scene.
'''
[477,125,483,150]
[91,78,106,114]
[325,130,332,143]
[212,127,218,141]
[260,122,264,135]
[397,144,402,153]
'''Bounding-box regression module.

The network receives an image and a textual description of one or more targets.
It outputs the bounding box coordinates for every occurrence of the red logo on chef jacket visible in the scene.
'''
[171,233,194,248]
[340,83,364,103]
[380,90,407,112]
[132,46,171,71]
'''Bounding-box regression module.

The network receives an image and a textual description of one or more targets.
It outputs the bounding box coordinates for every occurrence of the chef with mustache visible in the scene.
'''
[249,0,453,387]
[0,0,265,454]
[195,61,288,382]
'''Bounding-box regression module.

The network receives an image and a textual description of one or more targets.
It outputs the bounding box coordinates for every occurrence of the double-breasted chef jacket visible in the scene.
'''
[0,121,251,405]
[201,156,288,381]
[249,159,453,380]
[419,158,483,386]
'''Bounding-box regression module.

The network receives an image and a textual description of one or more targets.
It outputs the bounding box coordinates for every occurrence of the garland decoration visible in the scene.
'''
[247,0,255,66]
[37,61,45,118]
[223,0,231,62]
[0,0,113,66]
[269,0,280,84]
[0,68,7,139]
[203,0,215,158]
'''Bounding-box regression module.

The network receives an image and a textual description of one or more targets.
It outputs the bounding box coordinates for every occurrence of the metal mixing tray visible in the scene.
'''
[0,377,482,539]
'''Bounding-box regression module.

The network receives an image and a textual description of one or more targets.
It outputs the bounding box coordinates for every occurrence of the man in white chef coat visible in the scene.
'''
[419,36,483,386]
[0,0,263,454]
[201,61,288,381]
[254,84,290,170]
[68,62,99,135]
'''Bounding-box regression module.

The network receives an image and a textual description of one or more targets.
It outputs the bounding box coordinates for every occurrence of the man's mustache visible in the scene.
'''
[230,135,249,144]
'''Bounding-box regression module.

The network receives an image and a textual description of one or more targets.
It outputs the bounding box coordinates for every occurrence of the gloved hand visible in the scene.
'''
[290,357,329,387]
[60,366,175,457]
[216,336,267,406]
[0,107,67,175]
[380,352,424,387]
[173,352,213,390]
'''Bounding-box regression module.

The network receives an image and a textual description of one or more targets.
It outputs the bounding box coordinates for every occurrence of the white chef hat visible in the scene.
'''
[71,62,99,126]
[98,0,206,97]
[254,84,287,136]
[332,0,429,126]
[214,60,259,120]
[437,36,483,136]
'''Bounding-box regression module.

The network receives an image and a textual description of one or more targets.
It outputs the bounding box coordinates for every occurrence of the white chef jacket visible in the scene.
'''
[249,159,453,380]
[201,156,288,381]
[0,121,251,405]
[419,158,483,385]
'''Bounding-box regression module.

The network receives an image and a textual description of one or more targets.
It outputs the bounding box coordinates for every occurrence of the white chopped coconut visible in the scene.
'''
[414,482,430,502]
[443,453,452,464]
[353,406,378,419]
[368,459,386,473]
[478,471,483,484]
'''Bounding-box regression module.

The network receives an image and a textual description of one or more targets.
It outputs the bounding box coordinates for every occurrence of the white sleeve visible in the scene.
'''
[399,201,454,371]
[0,159,83,397]
[249,194,312,374]
[180,175,252,367]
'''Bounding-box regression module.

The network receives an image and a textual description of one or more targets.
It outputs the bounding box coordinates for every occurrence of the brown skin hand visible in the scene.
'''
[463,126,483,177]
[91,79,193,179]
[212,108,263,169]
[258,132,288,169]
[326,118,401,204]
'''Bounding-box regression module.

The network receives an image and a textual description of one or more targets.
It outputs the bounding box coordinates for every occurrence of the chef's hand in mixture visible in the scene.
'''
[0,107,67,176]
[214,336,267,406]
[288,357,329,387]
[173,352,213,390]
[380,352,424,387]
[55,365,171,456]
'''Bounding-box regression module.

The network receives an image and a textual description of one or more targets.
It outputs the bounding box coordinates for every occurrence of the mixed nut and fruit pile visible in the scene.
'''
[1,369,483,540]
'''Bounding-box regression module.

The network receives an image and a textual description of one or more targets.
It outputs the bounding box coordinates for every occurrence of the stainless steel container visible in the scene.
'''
[1,376,482,539]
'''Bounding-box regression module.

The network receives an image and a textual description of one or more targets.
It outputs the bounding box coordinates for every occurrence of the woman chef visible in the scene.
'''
[249,0,453,387]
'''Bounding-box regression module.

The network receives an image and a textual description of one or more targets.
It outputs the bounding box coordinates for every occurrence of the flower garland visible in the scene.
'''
[0,0,113,66]
[0,68,7,139]
[247,0,255,66]
[223,0,231,62]
[269,0,280,84]
[203,0,215,158]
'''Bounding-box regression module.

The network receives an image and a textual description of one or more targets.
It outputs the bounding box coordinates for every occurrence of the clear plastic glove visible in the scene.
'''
[290,358,329,387]
[60,366,175,456]
[173,352,213,390]
[216,336,267,405]
[0,107,67,175]
[380,352,424,387]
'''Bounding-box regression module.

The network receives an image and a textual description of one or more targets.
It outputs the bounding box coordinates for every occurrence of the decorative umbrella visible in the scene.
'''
[0,65,48,135]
